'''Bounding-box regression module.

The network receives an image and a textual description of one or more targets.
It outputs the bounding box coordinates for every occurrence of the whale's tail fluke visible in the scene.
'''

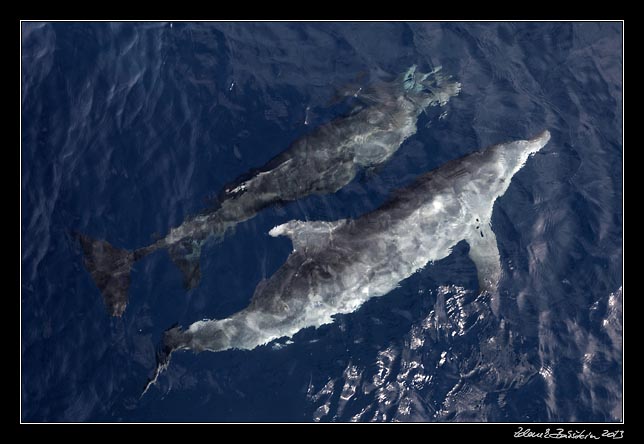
[141,325,185,398]
[76,232,136,317]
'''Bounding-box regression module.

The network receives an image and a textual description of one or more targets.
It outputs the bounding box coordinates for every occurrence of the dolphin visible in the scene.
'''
[143,130,551,394]
[77,65,462,317]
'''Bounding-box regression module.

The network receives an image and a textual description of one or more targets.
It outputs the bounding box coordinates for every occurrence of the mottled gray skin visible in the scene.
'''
[143,131,550,395]
[160,66,460,264]
[79,65,461,317]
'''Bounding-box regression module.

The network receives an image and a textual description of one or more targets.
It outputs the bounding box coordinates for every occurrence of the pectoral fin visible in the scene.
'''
[168,242,202,290]
[467,222,502,294]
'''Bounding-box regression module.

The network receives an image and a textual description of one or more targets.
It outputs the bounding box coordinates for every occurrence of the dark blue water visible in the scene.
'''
[21,21,622,422]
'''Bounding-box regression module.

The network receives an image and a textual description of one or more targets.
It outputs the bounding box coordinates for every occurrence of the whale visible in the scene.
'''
[77,65,462,317]
[143,130,551,394]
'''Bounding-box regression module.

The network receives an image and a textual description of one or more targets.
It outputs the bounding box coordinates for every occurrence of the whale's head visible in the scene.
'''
[470,130,551,202]
[488,130,551,172]
[347,65,461,113]
[399,64,462,112]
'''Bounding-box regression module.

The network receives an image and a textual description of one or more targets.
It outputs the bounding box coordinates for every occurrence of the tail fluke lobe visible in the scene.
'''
[76,233,135,317]
[141,325,186,397]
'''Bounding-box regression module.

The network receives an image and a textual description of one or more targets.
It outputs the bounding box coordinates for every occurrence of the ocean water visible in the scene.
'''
[21,21,622,422]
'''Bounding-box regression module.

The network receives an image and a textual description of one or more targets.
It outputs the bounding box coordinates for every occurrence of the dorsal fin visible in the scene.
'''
[269,219,346,251]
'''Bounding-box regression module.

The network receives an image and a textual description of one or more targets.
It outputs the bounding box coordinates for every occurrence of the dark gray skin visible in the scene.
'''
[78,65,461,317]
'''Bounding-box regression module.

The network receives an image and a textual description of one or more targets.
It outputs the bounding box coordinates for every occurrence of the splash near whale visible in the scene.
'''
[77,66,461,317]
[143,131,551,394]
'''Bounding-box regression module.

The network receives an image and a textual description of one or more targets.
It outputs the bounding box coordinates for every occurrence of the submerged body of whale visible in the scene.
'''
[144,130,551,394]
[78,65,461,316]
